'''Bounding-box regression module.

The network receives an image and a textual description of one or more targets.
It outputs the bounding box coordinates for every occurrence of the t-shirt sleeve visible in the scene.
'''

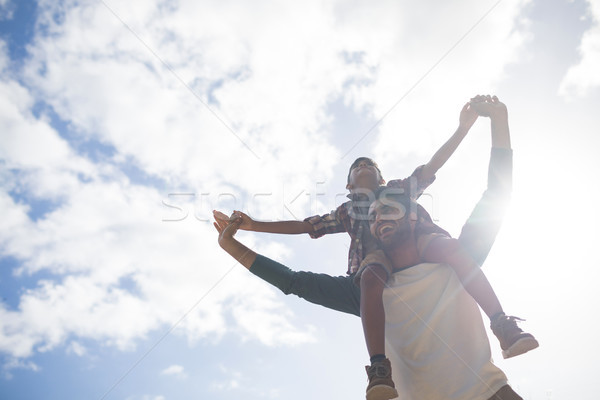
[417,233,450,261]
[249,254,295,294]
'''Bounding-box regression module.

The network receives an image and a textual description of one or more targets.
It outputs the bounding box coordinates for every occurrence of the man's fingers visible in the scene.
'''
[213,221,223,234]
[213,210,230,221]
[222,219,241,236]
[470,94,497,103]
[231,210,245,221]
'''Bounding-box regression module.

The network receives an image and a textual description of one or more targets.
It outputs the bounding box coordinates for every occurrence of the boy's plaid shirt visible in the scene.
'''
[304,166,448,275]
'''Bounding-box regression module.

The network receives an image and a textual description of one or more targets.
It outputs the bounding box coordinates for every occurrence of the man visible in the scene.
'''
[213,188,523,399]
[213,96,528,399]
[364,191,523,400]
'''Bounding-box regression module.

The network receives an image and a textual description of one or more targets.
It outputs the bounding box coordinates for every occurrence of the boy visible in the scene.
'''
[214,96,537,400]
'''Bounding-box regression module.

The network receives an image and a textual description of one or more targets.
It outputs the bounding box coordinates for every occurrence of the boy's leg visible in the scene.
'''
[249,254,361,316]
[360,264,388,358]
[358,251,398,400]
[458,147,512,265]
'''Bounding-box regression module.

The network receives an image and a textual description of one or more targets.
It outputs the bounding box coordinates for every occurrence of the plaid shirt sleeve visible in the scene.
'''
[304,202,351,238]
[386,165,436,199]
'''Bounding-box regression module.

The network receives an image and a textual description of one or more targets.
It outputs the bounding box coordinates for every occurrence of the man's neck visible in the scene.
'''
[386,237,421,270]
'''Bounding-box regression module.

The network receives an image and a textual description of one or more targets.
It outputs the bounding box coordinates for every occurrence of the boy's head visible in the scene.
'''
[346,157,385,192]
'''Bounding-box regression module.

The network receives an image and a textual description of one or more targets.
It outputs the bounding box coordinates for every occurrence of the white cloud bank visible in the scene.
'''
[0,37,315,362]
[0,0,531,366]
[560,0,600,99]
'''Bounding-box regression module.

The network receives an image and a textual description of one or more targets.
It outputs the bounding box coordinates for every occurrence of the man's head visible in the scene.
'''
[346,157,385,192]
[368,190,418,250]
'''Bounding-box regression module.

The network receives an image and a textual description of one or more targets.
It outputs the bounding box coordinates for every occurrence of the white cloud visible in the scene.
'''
[350,0,532,167]
[559,0,600,99]
[0,173,316,358]
[21,0,533,204]
[0,0,534,367]
[0,0,14,21]
[1,357,39,380]
[24,0,345,193]
[1,36,316,361]
[160,364,187,379]
[226,267,317,347]
[211,363,282,398]
[0,57,97,200]
[211,364,244,392]
[66,341,87,356]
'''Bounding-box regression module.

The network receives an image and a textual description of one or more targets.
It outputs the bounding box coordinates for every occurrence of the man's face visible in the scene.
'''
[368,199,413,249]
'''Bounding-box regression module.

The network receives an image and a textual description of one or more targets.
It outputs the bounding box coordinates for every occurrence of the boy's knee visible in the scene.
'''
[354,249,393,286]
[361,264,388,285]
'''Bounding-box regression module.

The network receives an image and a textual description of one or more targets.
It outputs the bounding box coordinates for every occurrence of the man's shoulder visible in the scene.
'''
[389,262,452,283]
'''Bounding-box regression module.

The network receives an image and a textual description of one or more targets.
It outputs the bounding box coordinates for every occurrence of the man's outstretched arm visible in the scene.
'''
[458,95,513,265]
[470,94,511,150]
[214,216,257,269]
[214,214,362,316]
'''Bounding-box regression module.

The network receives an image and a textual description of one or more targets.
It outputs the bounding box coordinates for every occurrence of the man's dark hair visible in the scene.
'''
[347,157,384,184]
[372,187,451,240]
[373,187,419,219]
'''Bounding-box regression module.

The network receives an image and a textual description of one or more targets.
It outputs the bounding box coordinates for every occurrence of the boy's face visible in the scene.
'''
[368,199,415,249]
[346,158,384,192]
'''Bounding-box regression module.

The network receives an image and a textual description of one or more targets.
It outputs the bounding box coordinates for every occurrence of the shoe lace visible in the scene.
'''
[492,314,525,334]
[367,362,390,379]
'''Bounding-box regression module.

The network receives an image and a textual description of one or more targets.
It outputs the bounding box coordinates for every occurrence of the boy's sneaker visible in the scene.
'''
[365,358,398,400]
[490,313,539,359]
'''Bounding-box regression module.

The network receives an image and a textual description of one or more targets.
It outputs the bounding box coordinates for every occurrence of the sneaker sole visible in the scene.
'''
[366,384,399,400]
[502,337,539,359]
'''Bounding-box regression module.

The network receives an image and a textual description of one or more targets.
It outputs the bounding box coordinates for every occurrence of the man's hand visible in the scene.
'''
[213,214,257,269]
[213,210,255,231]
[213,213,242,249]
[470,95,508,121]
[459,101,478,131]
[470,94,511,149]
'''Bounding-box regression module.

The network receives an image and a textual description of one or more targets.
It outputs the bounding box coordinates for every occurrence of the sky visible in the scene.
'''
[0,0,599,399]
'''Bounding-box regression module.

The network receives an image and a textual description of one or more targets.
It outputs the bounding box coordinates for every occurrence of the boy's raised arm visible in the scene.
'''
[213,210,313,235]
[419,101,479,182]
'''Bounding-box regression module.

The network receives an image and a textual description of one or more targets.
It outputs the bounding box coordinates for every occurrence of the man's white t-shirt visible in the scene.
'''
[383,263,509,400]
